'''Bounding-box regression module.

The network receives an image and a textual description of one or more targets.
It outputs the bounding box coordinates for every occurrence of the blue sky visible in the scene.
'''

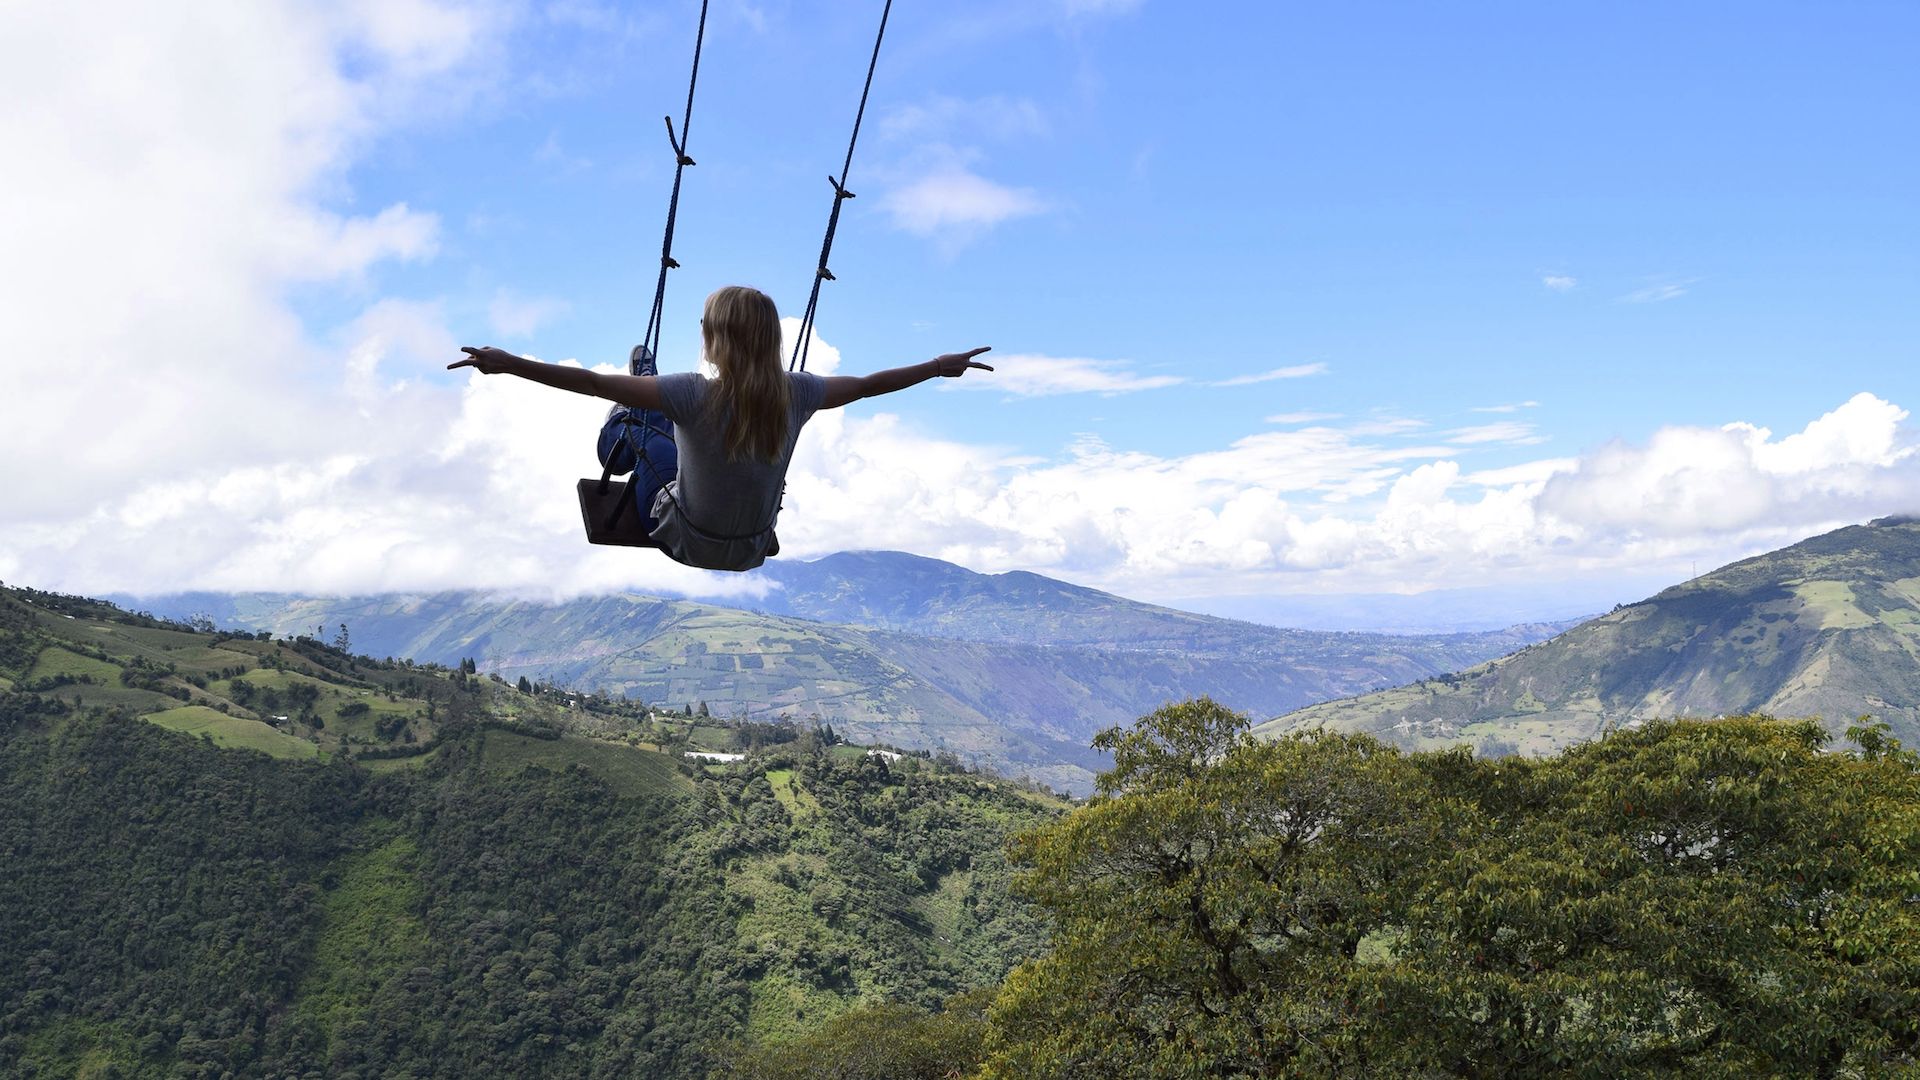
[3,1,1917,628]
[366,0,1918,451]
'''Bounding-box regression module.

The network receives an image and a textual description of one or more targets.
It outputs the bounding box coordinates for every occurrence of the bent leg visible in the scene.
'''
[621,343,676,532]
[629,417,679,532]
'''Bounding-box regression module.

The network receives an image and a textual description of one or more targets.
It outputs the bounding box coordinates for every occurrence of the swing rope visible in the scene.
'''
[593,0,709,548]
[641,0,711,363]
[789,0,895,372]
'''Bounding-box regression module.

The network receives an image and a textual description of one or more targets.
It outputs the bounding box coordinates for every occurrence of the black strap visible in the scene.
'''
[789,0,895,373]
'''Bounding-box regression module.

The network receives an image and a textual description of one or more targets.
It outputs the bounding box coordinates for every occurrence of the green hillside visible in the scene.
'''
[1260,518,1920,753]
[125,555,1567,793]
[0,584,1059,1079]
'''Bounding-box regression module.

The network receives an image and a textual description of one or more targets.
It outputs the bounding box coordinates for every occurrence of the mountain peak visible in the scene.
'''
[1263,519,1920,755]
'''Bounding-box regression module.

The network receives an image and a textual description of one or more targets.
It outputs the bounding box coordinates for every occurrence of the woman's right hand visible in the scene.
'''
[448,346,519,374]
[934,347,994,377]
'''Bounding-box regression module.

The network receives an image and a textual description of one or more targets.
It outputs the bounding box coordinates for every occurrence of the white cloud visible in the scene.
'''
[1445,421,1547,446]
[488,290,572,338]
[942,355,1181,397]
[780,317,843,376]
[881,95,1048,141]
[1212,363,1327,387]
[533,131,592,173]
[1746,392,1906,476]
[342,299,460,403]
[1543,275,1576,291]
[765,390,1920,607]
[0,0,501,522]
[881,165,1047,239]
[1060,0,1145,15]
[1472,401,1540,413]
[1345,418,1428,437]
[1461,459,1578,488]
[0,0,741,600]
[1619,278,1696,303]
[1537,393,1915,537]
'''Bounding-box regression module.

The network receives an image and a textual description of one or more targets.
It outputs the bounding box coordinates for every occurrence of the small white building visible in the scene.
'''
[866,748,903,763]
[684,751,745,763]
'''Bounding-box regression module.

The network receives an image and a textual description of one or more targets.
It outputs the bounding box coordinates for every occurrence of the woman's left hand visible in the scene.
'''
[449,346,518,374]
[934,347,994,377]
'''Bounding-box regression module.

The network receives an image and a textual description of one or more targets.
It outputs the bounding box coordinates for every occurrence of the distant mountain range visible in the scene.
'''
[124,551,1571,793]
[1258,518,1920,754]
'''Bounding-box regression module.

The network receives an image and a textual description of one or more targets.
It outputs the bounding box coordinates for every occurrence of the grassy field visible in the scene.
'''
[220,668,339,694]
[323,690,421,744]
[25,646,123,684]
[1793,580,1878,630]
[481,731,690,797]
[359,748,441,773]
[144,706,319,760]
[163,644,262,678]
[48,684,186,714]
[690,724,736,749]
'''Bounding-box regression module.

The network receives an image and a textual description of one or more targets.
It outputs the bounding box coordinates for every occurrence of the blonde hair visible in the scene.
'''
[701,285,791,463]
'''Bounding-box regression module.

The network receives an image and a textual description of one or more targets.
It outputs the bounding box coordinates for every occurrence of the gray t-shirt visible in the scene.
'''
[649,370,828,571]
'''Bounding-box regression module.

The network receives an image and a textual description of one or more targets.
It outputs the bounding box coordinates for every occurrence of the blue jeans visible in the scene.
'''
[628,411,679,533]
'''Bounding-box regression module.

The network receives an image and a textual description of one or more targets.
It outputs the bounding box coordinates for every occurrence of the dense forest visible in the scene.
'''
[0,703,1053,1079]
[0,586,1054,1078]
[3,586,1917,1077]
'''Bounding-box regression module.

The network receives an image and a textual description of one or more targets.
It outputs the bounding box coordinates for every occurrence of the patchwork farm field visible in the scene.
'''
[144,705,319,759]
[481,730,691,796]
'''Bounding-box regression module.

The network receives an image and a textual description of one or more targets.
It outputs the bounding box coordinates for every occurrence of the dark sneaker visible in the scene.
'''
[630,344,656,377]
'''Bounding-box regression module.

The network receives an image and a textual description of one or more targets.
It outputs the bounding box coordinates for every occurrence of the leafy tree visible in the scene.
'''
[982,698,1447,1078]
[716,989,991,1080]
[979,706,1920,1079]
[1383,717,1920,1077]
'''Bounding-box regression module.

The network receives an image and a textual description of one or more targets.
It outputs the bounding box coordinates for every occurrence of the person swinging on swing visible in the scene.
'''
[449,284,992,572]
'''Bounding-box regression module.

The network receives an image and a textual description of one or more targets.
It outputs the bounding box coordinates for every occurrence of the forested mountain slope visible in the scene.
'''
[5,587,1915,1078]
[1260,517,1920,754]
[0,586,1056,1079]
[125,552,1568,793]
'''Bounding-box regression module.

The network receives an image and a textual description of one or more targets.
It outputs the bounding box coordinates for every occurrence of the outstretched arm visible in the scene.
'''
[448,346,663,411]
[820,347,993,410]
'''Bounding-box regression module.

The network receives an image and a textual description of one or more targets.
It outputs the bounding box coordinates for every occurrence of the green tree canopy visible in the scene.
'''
[981,701,1920,1079]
